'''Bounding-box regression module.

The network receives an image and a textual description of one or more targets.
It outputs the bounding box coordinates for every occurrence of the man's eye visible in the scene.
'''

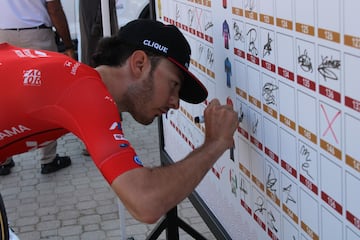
[172,81,180,88]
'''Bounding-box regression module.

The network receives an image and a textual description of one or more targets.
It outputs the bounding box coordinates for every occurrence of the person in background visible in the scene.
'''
[79,0,118,67]
[0,0,75,175]
[0,19,238,225]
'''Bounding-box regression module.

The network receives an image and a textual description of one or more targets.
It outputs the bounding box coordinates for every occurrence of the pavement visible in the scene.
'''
[0,113,216,240]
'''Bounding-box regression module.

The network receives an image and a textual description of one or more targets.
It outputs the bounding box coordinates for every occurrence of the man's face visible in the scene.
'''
[126,58,182,125]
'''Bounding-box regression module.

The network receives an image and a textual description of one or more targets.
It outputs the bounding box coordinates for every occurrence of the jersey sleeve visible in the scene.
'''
[49,77,144,184]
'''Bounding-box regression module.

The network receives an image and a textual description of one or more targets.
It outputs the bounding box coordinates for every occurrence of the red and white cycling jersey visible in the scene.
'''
[0,43,143,183]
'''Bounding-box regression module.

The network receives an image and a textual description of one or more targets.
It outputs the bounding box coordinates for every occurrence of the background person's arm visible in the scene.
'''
[46,0,75,59]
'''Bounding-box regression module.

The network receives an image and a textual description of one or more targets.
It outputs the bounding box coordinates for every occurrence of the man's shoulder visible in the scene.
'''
[0,43,96,76]
[0,43,63,61]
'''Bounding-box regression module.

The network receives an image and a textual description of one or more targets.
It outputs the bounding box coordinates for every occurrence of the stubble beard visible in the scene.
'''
[125,74,155,125]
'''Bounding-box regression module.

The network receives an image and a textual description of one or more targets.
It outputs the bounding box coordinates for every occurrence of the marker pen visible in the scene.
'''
[194,116,205,123]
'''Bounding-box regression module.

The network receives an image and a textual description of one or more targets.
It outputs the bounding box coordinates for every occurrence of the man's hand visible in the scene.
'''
[63,48,75,59]
[203,98,238,151]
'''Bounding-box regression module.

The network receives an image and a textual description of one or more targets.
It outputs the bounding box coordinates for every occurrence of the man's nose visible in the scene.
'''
[169,94,180,109]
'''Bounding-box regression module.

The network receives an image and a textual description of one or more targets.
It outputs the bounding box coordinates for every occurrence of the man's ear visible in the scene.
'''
[129,50,149,79]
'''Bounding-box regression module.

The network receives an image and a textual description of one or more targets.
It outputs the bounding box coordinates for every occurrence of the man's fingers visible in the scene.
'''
[223,104,234,110]
[208,98,220,106]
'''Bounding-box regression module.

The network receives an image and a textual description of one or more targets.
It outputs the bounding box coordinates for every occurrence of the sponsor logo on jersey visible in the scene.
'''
[113,134,126,141]
[0,125,31,141]
[14,49,48,58]
[133,155,143,166]
[70,62,80,75]
[23,69,42,86]
[109,122,122,131]
[63,60,80,75]
[64,60,72,67]
[104,96,116,105]
[110,122,126,141]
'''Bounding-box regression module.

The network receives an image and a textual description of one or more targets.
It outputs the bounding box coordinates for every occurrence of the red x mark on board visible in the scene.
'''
[320,104,341,144]
[194,8,203,33]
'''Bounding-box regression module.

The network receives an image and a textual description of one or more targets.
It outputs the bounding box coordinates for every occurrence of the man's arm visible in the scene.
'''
[46,0,75,59]
[111,99,239,224]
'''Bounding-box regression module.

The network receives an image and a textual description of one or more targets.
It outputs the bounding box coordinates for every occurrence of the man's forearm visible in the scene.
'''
[111,139,228,224]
